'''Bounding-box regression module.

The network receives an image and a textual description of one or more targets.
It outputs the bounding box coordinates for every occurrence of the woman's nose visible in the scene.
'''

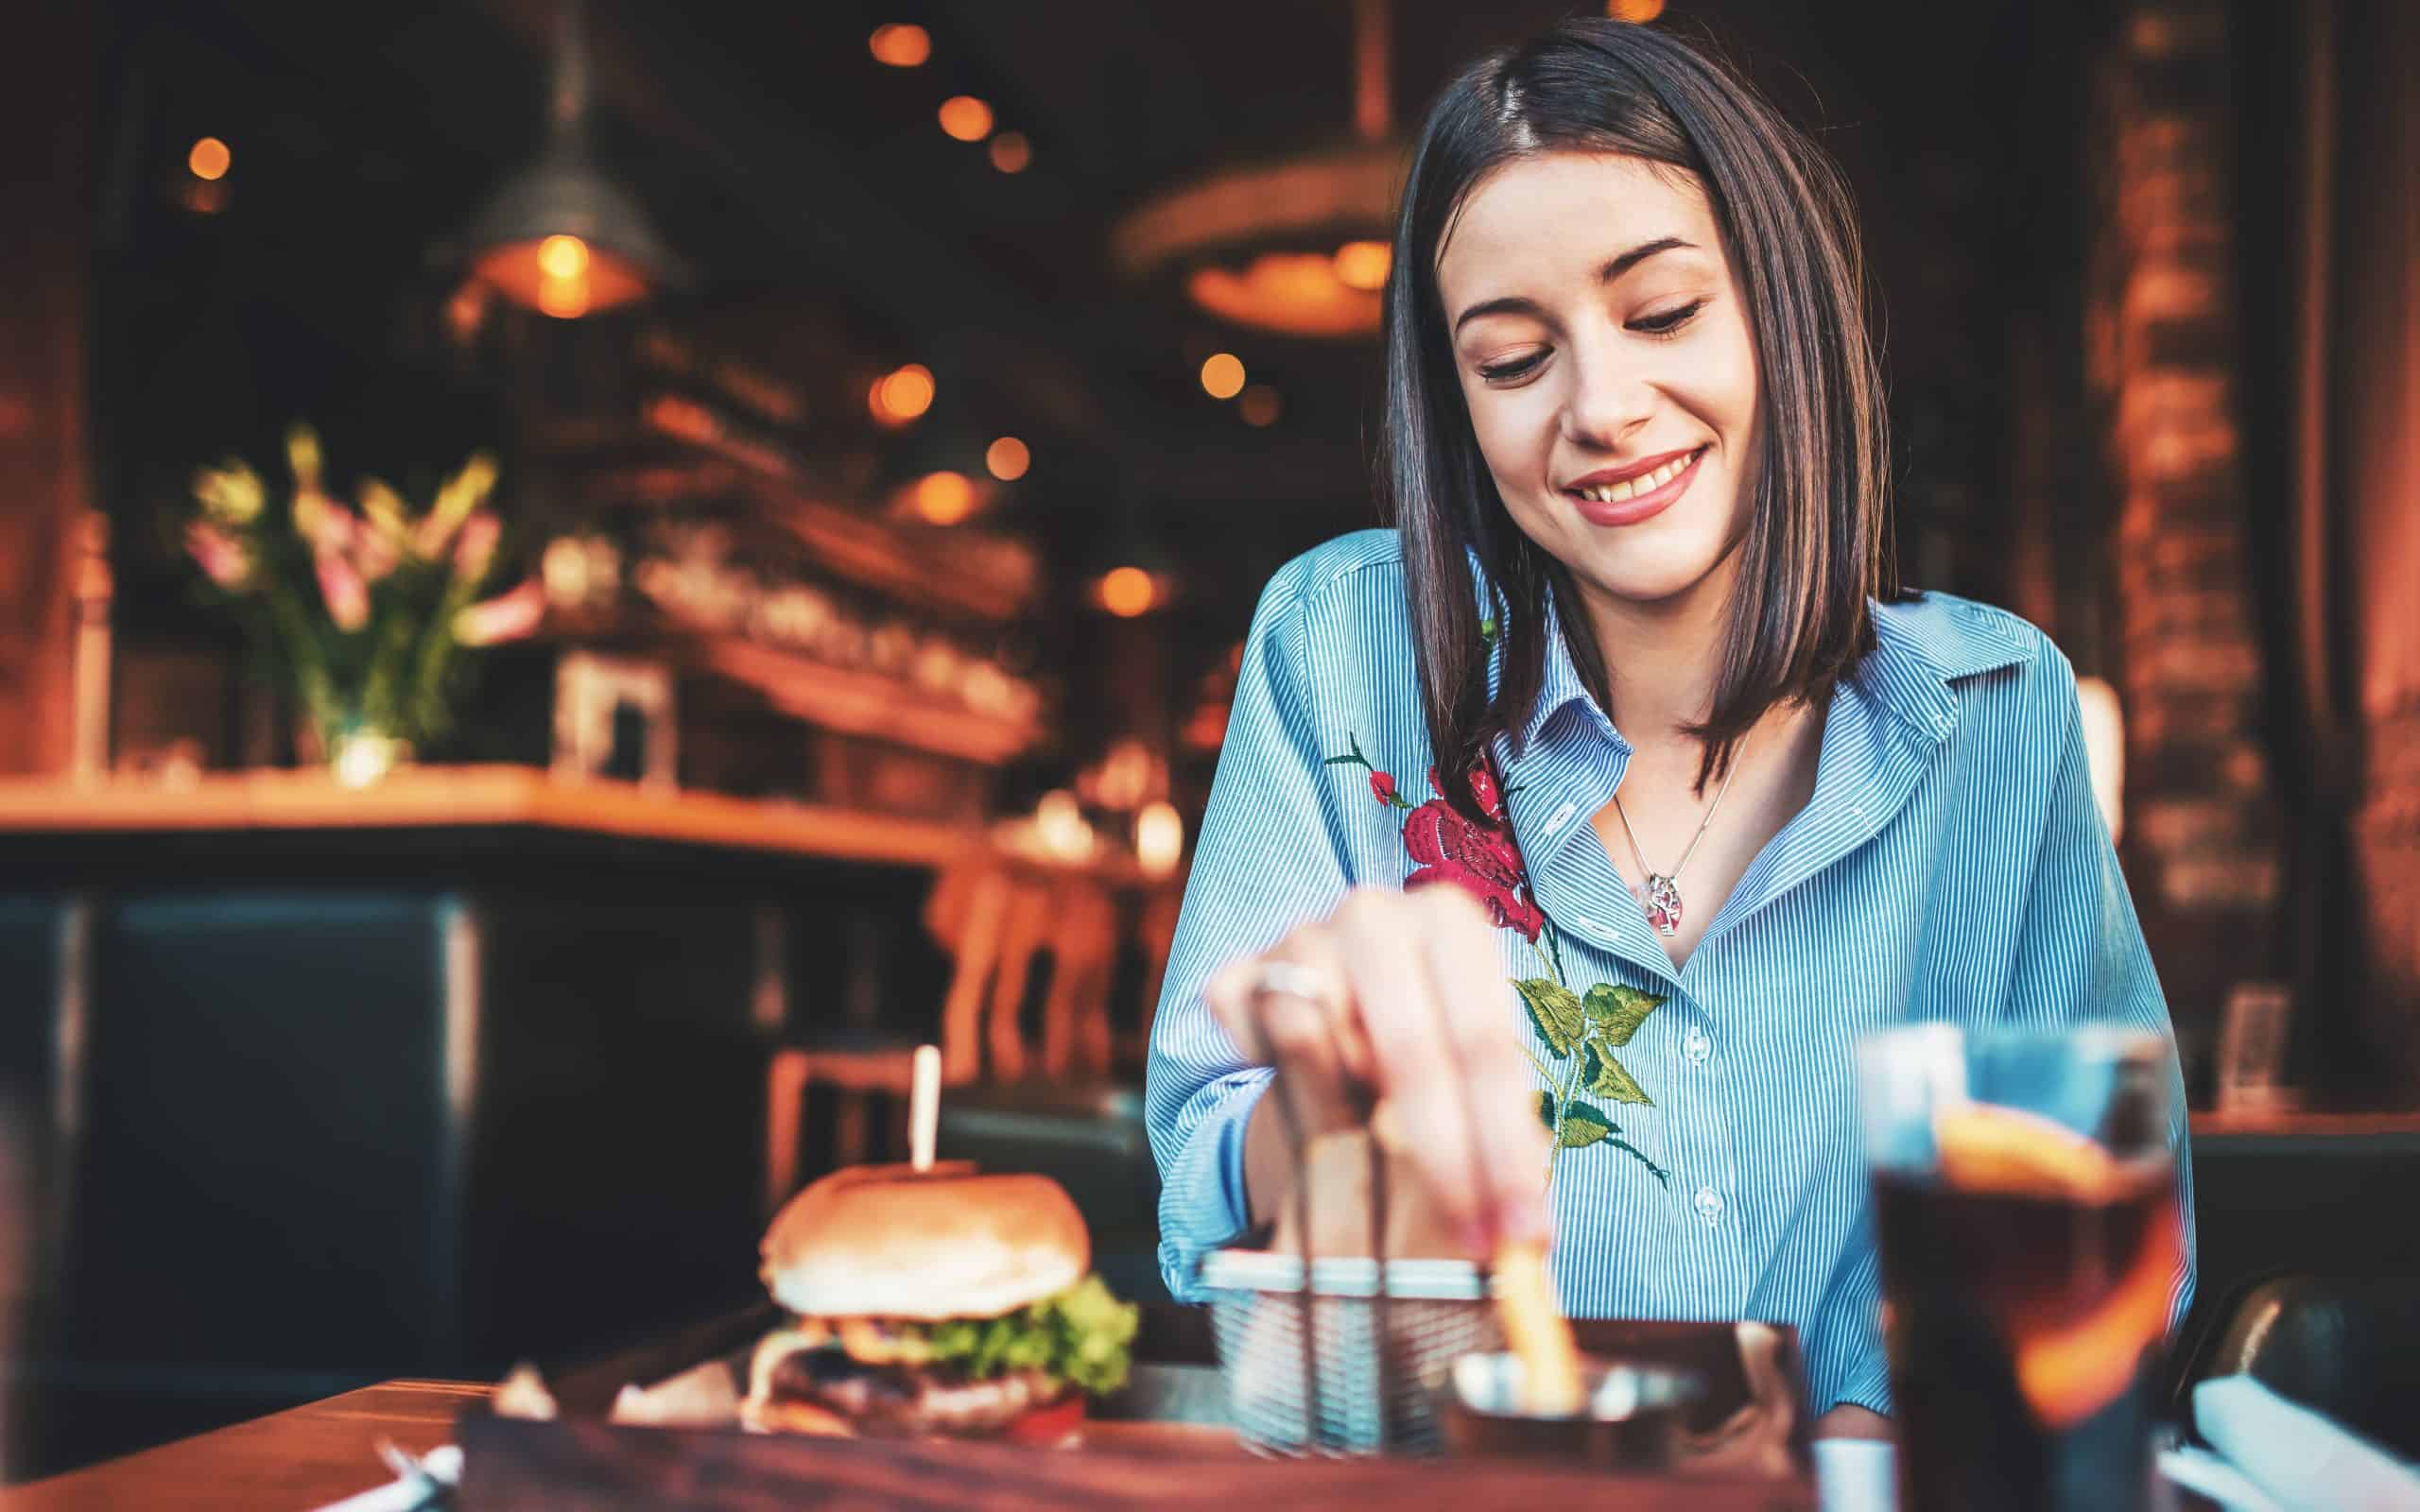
[1560,342,1655,452]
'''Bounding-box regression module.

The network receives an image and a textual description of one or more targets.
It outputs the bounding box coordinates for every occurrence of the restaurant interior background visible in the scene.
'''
[0,0,2412,1484]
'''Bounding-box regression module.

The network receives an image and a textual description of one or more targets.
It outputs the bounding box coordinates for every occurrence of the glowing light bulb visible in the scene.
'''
[537,234,590,280]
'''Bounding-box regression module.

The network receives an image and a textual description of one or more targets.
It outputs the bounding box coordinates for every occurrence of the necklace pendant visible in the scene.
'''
[1641,873,1684,936]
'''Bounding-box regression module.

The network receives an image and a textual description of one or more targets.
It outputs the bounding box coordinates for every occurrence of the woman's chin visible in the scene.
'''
[1568,544,1736,612]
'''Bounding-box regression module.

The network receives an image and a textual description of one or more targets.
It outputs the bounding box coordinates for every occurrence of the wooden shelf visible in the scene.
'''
[546,610,1042,768]
[0,766,978,868]
[689,632,1042,766]
[534,421,1041,622]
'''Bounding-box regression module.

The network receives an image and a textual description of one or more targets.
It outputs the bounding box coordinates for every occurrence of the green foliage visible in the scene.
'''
[916,1274,1139,1397]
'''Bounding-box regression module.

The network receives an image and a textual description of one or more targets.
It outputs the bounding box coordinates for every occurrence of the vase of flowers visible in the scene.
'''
[184,424,544,785]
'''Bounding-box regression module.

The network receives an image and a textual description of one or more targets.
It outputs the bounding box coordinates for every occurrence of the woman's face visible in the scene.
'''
[1436,152,1762,611]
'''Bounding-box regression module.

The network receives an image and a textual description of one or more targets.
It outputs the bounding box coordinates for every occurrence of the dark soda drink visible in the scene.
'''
[1875,1105,2182,1512]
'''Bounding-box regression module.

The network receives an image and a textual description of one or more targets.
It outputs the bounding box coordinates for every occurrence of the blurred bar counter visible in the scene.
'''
[0,766,1006,1477]
[0,765,974,868]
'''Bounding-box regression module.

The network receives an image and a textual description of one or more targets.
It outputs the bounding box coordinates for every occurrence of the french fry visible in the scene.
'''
[1493,1238,1582,1416]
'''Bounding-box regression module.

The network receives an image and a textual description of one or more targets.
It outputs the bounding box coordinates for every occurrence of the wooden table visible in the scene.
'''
[1,1380,491,1511]
[0,1382,1252,1510]
[4,1380,1819,1511]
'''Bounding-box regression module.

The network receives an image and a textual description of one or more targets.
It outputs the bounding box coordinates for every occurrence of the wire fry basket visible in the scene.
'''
[1200,1249,1501,1454]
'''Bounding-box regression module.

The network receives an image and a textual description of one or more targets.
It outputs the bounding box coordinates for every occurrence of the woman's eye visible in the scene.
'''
[1476,351,1547,384]
[1629,299,1707,336]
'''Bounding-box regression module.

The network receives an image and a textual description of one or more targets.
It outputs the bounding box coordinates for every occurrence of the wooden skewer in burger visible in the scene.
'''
[742,1045,1140,1441]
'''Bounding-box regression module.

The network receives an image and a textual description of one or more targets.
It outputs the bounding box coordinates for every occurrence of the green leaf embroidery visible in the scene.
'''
[1582,983,1663,1046]
[1514,977,1583,1057]
[1536,1090,1557,1131]
[1559,1100,1617,1148]
[1581,1041,1654,1105]
[1320,753,1366,767]
[1478,615,1498,643]
[1610,1138,1670,1186]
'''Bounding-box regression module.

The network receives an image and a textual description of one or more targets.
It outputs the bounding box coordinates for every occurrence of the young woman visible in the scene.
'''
[1144,19,2193,1435]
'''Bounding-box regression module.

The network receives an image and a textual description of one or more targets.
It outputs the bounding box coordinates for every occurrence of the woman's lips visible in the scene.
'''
[1564,446,1706,528]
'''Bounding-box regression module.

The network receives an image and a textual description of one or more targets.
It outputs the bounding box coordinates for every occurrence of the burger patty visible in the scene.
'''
[769,1347,1062,1435]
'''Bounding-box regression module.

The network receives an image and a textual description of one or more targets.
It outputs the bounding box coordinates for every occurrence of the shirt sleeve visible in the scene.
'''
[2001,651,2200,1334]
[1145,569,1351,1301]
[1806,1226,1893,1417]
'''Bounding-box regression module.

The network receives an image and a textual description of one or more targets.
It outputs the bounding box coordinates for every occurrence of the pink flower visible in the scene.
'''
[1370,770,1397,806]
[454,578,544,646]
[315,549,370,631]
[185,522,252,590]
[453,511,501,582]
[353,525,400,584]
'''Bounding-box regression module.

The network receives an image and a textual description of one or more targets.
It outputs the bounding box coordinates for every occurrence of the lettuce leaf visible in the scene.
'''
[915,1273,1138,1396]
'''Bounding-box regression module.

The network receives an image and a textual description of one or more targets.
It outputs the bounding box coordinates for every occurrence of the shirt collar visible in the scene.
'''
[1858,593,2039,746]
[1495,581,2036,756]
[1513,590,1609,754]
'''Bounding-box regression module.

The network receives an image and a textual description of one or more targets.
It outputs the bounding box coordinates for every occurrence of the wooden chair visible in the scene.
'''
[761,852,1126,1214]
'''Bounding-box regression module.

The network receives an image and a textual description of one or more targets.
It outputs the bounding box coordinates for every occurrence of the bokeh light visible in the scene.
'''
[187,137,232,181]
[1099,566,1157,618]
[868,24,931,67]
[1332,240,1392,291]
[1199,352,1246,400]
[939,96,994,143]
[911,471,977,525]
[870,363,935,424]
[988,132,1031,174]
[985,436,1030,481]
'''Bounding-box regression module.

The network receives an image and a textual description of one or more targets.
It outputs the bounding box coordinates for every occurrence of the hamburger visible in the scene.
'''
[741,1163,1139,1442]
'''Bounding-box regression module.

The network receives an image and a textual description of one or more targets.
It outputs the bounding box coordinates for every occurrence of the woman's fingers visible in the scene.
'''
[1211,885,1551,1256]
[1323,887,1514,1251]
[1405,886,1554,1246]
[1205,933,1363,1136]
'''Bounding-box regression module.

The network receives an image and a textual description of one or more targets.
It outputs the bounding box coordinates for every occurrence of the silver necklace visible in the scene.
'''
[1611,733,1748,937]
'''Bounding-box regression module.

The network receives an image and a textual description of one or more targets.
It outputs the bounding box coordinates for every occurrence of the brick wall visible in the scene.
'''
[2084,2,2282,1053]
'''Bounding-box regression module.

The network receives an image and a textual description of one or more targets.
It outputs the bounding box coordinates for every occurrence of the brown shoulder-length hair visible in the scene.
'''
[1381,18,1895,817]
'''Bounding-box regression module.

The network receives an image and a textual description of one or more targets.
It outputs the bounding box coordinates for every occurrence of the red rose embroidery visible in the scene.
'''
[1467,760,1505,822]
[1401,761,1545,940]
[1323,730,1668,1191]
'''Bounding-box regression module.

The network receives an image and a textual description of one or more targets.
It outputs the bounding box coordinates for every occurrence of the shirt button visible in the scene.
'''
[1683,1025,1713,1065]
[1693,1186,1725,1226]
[1542,800,1577,836]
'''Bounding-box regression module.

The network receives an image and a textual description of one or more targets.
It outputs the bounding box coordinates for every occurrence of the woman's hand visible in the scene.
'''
[1204,885,1553,1260]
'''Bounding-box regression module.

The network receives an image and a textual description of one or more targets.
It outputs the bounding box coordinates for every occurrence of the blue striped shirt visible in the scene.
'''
[1145,528,2195,1416]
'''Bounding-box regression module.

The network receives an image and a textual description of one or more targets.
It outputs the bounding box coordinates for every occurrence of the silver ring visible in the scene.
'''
[1251,961,1338,1006]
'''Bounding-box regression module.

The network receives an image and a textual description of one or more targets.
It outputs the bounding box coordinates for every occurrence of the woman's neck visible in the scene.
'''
[1569,560,1737,753]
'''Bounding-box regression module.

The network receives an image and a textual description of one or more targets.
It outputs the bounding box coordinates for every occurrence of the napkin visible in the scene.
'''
[2192,1374,2420,1512]
[1813,1438,1896,1512]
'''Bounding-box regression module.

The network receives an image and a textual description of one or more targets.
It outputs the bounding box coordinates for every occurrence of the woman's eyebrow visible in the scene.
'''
[1450,235,1697,335]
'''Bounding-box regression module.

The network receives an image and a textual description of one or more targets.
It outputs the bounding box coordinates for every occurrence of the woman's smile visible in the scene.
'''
[1563,443,1710,528]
